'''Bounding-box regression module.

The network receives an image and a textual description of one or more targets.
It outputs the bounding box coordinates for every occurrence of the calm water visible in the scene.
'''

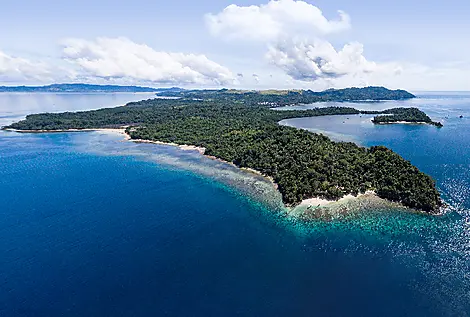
[0,92,156,128]
[0,93,469,316]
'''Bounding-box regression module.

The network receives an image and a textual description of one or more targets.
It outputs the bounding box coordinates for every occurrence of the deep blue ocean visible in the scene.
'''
[0,93,469,316]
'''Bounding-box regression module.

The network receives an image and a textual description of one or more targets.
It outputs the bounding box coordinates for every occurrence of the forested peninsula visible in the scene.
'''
[3,88,442,213]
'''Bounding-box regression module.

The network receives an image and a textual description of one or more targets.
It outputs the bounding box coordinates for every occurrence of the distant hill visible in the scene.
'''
[0,85,415,104]
[158,86,415,106]
[0,83,183,93]
[315,86,415,100]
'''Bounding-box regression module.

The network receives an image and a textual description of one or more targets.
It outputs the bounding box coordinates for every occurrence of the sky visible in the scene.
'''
[0,0,469,91]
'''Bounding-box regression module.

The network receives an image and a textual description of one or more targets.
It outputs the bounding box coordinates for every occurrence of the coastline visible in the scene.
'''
[3,127,439,217]
[298,191,377,207]
[130,138,206,155]
[373,121,428,125]
[371,120,436,125]
[3,128,209,154]
[3,127,131,136]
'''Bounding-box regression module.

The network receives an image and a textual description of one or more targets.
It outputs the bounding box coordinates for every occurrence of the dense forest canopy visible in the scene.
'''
[372,107,443,127]
[4,96,442,213]
[157,86,415,106]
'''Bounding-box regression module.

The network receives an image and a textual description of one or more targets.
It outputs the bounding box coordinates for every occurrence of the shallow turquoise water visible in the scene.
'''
[0,93,469,316]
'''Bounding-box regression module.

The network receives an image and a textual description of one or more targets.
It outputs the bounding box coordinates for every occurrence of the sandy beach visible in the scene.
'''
[92,128,131,140]
[4,127,130,136]
[298,191,378,207]
[371,120,429,125]
[130,138,206,154]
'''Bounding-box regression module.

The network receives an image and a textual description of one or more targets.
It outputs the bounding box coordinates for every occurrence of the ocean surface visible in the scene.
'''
[0,93,469,316]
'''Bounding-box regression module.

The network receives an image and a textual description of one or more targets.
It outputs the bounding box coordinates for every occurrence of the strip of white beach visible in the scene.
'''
[129,138,206,155]
[373,121,428,125]
[4,127,130,135]
[298,191,378,208]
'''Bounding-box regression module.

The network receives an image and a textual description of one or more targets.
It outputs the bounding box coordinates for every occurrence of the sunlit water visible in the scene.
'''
[0,93,469,316]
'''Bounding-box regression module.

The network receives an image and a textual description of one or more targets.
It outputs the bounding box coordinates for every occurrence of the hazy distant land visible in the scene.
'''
[0,83,182,93]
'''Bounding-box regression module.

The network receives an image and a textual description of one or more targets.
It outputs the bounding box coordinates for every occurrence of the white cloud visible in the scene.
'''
[0,37,236,87]
[0,50,53,83]
[206,0,406,85]
[205,0,350,41]
[266,39,402,81]
[61,37,234,85]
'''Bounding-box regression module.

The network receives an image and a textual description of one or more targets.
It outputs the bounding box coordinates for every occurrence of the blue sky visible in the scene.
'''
[1,0,469,90]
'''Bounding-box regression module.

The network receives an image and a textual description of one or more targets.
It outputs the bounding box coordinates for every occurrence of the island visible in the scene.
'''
[371,107,443,127]
[0,83,182,93]
[3,88,443,214]
[157,86,415,106]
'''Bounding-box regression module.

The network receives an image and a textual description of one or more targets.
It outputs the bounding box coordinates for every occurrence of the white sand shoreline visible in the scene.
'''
[4,127,129,134]
[371,120,429,125]
[298,191,378,207]
[130,138,206,154]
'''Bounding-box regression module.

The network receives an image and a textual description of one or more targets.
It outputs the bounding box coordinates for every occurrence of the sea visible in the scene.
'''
[0,92,469,316]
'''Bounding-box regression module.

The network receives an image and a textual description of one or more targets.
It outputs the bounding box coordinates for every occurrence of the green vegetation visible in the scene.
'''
[4,97,441,213]
[372,107,443,127]
[158,86,415,106]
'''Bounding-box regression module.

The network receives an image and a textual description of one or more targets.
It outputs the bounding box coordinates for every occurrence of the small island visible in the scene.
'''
[371,107,443,127]
[2,87,442,214]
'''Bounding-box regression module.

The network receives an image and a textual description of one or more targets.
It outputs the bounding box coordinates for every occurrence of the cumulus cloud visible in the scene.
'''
[62,37,234,85]
[252,73,260,83]
[266,39,388,81]
[0,50,54,83]
[206,0,402,84]
[205,0,350,41]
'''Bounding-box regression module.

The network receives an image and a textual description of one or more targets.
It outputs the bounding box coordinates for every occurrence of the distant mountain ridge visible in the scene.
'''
[315,86,415,100]
[0,83,182,93]
[157,86,416,105]
[0,84,415,104]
